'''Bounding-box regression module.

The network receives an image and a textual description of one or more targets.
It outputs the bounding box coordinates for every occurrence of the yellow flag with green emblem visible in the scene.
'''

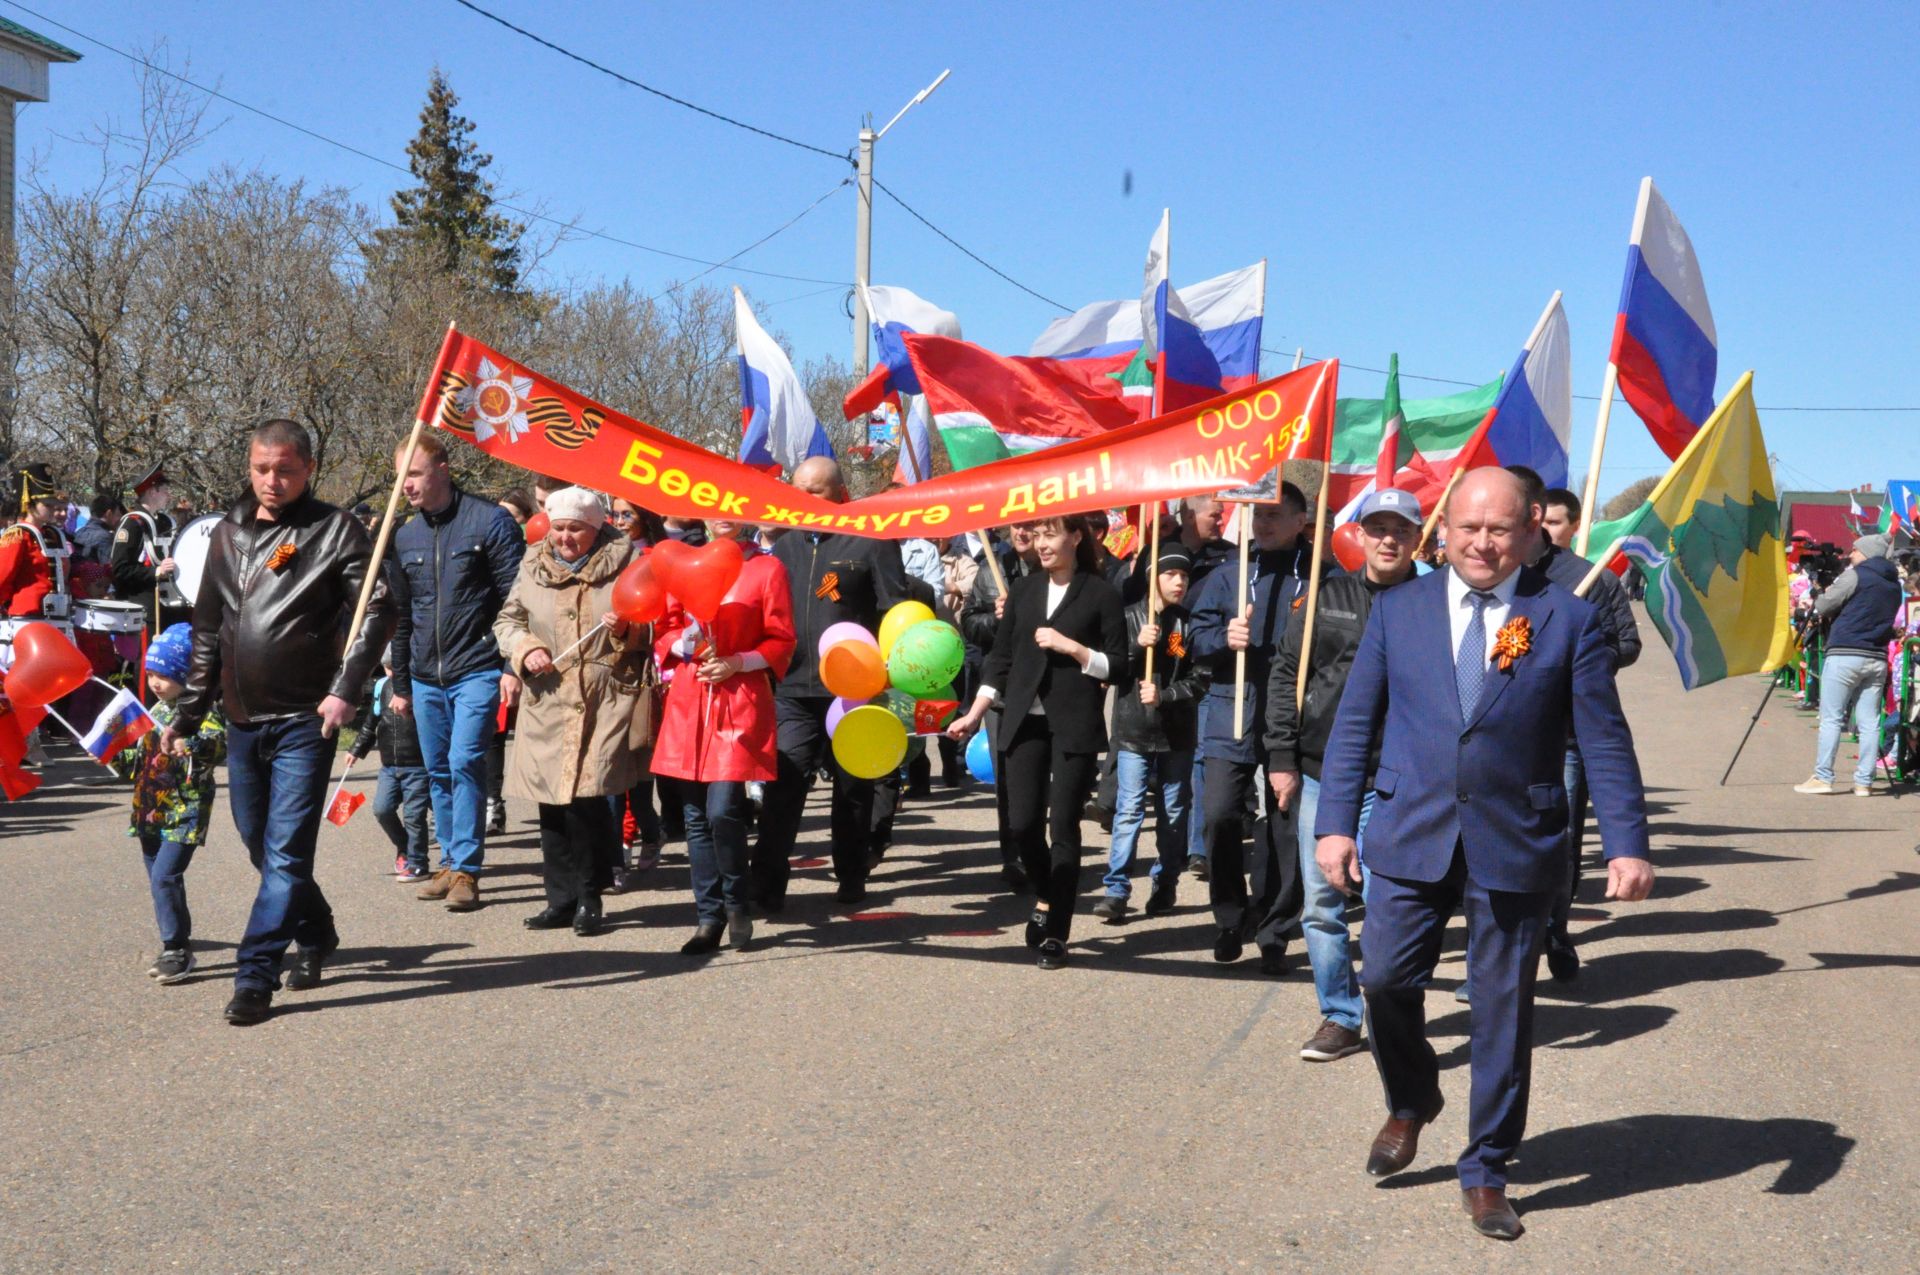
[1583,372,1794,689]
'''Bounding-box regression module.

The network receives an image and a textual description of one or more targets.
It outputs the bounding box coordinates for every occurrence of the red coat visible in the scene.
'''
[650,543,796,783]
[0,525,52,617]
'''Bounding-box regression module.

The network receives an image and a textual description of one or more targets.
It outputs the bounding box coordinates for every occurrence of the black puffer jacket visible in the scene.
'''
[1265,571,1402,781]
[175,490,394,731]
[1111,600,1208,754]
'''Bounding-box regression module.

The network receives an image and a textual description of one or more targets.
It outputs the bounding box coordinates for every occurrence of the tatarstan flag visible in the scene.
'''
[898,332,1141,471]
[1584,372,1793,689]
[1323,376,1503,514]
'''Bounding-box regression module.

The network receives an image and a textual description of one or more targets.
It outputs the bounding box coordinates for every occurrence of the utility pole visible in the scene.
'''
[852,69,950,379]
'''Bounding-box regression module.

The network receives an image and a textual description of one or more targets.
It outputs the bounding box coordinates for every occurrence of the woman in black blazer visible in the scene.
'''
[949,515,1129,969]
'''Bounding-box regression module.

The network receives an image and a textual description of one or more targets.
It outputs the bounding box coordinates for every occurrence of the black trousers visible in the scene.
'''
[538,798,618,910]
[486,731,507,804]
[1203,757,1301,949]
[755,695,878,901]
[1002,714,1100,942]
[987,708,1022,871]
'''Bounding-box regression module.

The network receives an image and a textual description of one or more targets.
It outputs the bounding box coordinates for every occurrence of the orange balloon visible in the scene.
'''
[651,538,744,623]
[820,639,889,701]
[4,622,94,708]
[1330,521,1368,573]
[612,555,667,625]
[524,511,550,544]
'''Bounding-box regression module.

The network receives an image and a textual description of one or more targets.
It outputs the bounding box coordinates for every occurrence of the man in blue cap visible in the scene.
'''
[1265,487,1422,1063]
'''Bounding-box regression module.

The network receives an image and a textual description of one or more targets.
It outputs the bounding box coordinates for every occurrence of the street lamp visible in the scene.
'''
[852,69,951,377]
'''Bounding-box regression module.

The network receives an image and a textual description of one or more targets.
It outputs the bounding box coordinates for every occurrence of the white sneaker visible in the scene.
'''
[1853,783,1872,797]
[1793,776,1836,795]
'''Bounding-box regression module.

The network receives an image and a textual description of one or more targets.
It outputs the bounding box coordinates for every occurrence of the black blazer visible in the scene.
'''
[982,569,1129,754]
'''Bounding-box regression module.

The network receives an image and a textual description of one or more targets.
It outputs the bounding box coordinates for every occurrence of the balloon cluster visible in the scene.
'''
[607,540,745,631]
[819,601,965,780]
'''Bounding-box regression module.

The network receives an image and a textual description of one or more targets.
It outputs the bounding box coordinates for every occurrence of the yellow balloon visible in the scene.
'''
[831,705,909,780]
[877,600,937,659]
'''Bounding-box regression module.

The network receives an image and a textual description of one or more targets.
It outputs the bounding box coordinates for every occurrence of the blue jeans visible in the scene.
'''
[226,714,338,992]
[374,765,432,871]
[1103,747,1192,897]
[683,780,751,925]
[412,668,500,877]
[1295,776,1375,1030]
[139,834,197,948]
[1814,651,1885,785]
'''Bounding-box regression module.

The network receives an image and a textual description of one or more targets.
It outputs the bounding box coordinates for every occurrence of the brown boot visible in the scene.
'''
[444,871,481,912]
[415,869,454,901]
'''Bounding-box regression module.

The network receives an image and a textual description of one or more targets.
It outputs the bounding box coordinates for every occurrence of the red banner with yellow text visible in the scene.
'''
[418,329,1336,539]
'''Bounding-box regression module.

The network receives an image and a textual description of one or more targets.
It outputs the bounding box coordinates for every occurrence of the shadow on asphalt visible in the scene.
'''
[1540,947,1786,1005]
[1377,1114,1854,1206]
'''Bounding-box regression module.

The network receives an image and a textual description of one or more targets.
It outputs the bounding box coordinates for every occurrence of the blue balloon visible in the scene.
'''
[965,729,994,783]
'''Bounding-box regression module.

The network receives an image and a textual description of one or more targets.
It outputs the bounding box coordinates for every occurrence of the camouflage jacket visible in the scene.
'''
[111,698,226,846]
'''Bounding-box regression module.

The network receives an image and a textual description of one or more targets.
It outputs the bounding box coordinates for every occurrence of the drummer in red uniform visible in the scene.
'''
[0,463,59,621]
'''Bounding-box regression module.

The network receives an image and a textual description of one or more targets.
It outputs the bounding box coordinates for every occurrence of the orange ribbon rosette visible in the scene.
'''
[266,543,298,573]
[814,571,841,603]
[1166,630,1187,659]
[1492,615,1531,671]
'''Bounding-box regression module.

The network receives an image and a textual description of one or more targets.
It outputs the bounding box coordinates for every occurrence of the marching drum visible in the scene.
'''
[75,599,149,635]
[170,514,221,608]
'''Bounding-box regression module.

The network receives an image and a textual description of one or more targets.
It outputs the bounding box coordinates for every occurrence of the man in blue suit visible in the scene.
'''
[1315,468,1654,1241]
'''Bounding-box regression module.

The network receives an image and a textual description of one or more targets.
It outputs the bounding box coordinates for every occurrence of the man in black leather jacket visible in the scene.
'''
[755,457,911,908]
[167,419,394,1025]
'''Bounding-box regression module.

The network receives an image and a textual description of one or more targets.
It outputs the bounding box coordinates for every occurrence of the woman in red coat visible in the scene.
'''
[652,517,795,955]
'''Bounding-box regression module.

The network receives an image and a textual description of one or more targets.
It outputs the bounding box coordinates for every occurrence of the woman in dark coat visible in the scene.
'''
[948,515,1128,969]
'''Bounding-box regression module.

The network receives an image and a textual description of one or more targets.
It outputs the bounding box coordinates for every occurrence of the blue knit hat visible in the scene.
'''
[146,623,194,683]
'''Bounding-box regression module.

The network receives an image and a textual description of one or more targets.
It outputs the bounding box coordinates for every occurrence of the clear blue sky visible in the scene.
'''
[10,0,1918,502]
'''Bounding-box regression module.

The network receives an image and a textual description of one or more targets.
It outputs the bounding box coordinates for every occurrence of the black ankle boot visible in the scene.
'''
[573,897,604,937]
[680,922,725,955]
[524,905,575,930]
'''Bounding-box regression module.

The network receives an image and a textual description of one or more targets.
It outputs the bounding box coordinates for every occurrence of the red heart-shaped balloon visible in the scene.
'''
[611,555,667,625]
[524,511,551,544]
[651,539,744,623]
[4,622,95,708]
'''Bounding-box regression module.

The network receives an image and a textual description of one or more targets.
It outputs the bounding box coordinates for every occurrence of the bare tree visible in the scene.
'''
[1600,475,1660,522]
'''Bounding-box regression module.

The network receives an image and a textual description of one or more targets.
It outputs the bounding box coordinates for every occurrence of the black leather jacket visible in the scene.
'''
[175,490,394,731]
[771,530,911,699]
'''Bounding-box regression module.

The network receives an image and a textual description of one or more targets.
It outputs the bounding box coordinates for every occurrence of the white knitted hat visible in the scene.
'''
[544,486,605,529]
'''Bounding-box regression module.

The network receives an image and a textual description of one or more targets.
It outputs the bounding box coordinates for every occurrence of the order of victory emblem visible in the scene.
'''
[455,357,536,443]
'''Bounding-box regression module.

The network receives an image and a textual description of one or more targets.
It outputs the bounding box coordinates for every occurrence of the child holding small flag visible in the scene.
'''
[109,624,226,984]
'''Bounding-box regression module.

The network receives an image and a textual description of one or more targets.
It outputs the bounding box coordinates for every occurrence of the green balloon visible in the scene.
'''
[882,688,918,728]
[887,620,965,698]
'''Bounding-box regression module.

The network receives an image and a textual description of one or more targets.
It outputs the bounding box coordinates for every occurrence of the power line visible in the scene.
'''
[448,0,851,165]
[645,180,850,301]
[3,1,852,287]
[1269,347,1920,412]
[870,177,1073,313]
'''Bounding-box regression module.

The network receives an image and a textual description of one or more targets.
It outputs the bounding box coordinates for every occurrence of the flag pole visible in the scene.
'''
[1141,218,1174,684]
[1288,361,1336,717]
[980,531,1010,598]
[1233,505,1252,737]
[1143,502,1160,682]
[1417,467,1465,556]
[324,754,358,819]
[341,322,454,735]
[1573,362,1620,558]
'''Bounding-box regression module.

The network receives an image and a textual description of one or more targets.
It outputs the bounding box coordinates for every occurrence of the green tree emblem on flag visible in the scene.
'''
[1668,492,1781,594]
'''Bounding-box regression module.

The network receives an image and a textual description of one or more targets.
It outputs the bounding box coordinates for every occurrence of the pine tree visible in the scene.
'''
[377,69,523,294]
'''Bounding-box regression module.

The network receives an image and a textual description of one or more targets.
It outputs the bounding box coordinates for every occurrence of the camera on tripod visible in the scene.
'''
[1799,542,1846,589]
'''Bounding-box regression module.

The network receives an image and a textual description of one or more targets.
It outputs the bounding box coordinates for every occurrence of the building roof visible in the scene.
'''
[0,17,82,62]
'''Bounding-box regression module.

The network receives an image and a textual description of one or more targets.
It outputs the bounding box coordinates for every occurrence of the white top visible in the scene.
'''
[975,576,1109,711]
[1444,566,1520,664]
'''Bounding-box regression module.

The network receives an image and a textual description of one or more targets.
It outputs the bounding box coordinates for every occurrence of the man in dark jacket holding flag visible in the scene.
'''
[1266,488,1420,1063]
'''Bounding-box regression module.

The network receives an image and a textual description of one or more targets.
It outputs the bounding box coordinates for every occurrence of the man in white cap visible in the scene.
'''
[1264,487,1421,1063]
[1797,532,1901,796]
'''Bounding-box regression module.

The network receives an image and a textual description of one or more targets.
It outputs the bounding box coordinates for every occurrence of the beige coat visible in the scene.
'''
[492,532,647,806]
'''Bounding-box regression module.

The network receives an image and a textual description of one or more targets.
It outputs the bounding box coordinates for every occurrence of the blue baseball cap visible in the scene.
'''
[1354,488,1423,526]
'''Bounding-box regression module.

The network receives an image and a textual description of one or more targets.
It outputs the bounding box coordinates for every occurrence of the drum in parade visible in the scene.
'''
[75,599,149,635]
[170,515,222,607]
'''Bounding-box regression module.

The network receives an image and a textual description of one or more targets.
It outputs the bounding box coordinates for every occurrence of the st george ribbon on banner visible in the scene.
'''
[420,327,1337,540]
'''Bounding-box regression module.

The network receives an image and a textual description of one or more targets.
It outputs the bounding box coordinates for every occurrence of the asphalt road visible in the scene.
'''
[2,625,1915,1273]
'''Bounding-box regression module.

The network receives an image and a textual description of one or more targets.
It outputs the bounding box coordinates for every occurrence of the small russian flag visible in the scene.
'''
[80,688,156,765]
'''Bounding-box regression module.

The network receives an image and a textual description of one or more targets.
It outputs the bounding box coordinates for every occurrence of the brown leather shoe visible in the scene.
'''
[444,871,481,912]
[415,869,454,901]
[1462,1187,1523,1240]
[1364,1094,1444,1177]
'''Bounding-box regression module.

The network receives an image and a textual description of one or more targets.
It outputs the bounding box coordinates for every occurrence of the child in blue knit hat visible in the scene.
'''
[109,623,227,984]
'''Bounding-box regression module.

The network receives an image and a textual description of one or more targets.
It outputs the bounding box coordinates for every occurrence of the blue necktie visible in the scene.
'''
[1456,591,1493,720]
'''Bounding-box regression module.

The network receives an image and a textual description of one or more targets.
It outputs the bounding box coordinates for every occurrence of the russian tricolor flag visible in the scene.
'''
[839,285,959,485]
[1612,178,1718,460]
[734,287,836,475]
[80,687,155,765]
[1480,291,1573,486]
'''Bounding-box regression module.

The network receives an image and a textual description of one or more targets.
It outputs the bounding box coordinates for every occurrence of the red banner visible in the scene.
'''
[418,329,1336,539]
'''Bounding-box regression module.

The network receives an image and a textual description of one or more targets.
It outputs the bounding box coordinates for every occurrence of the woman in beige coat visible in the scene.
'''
[492,487,647,936]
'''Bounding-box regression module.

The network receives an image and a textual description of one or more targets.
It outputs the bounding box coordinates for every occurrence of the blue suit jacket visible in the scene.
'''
[1314,566,1650,893]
